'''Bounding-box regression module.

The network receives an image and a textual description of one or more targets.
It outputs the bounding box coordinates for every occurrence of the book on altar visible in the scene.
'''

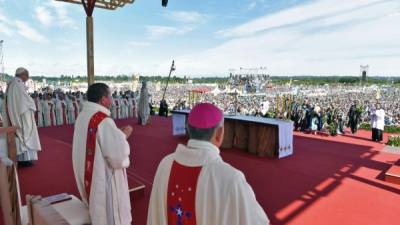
[43,193,72,204]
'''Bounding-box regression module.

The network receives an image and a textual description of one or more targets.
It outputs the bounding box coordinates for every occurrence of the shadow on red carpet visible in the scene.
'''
[2,116,400,225]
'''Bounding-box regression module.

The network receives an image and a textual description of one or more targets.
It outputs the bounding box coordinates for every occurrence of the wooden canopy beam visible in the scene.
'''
[55,0,135,85]
[55,0,169,85]
[56,0,134,10]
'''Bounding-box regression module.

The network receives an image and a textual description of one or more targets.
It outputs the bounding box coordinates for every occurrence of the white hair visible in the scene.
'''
[15,67,28,76]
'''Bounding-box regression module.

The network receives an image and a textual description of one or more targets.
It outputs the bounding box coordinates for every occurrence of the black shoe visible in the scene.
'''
[18,161,34,167]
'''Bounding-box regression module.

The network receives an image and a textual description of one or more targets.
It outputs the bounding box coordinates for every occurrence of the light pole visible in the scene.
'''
[55,0,169,86]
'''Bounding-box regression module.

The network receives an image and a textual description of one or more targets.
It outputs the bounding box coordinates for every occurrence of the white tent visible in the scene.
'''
[211,87,222,96]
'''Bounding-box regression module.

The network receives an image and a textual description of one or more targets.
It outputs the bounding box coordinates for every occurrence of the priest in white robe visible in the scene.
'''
[371,103,385,142]
[119,96,126,119]
[35,94,44,127]
[128,93,136,118]
[3,67,41,164]
[42,95,50,127]
[138,82,150,126]
[54,94,67,126]
[123,97,130,119]
[110,95,117,119]
[147,103,269,225]
[66,95,76,124]
[43,94,56,127]
[111,93,121,120]
[72,83,133,225]
[77,92,84,113]
[71,95,80,122]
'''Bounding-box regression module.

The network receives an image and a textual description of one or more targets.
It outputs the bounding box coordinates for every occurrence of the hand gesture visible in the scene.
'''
[0,126,19,134]
[120,125,133,139]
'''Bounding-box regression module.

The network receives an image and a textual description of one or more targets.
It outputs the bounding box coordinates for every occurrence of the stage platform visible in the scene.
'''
[2,116,400,225]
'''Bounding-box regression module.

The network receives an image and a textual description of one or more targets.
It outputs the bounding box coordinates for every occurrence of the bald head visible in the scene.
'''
[15,67,29,82]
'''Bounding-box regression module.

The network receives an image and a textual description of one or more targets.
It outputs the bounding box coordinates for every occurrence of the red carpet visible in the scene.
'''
[2,117,400,225]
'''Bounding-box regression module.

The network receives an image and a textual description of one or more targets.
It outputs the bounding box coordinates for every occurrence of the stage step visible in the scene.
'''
[128,178,145,200]
[385,165,400,185]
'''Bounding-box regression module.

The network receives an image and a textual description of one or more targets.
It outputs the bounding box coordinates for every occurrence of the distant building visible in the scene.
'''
[132,74,140,91]
[360,65,369,84]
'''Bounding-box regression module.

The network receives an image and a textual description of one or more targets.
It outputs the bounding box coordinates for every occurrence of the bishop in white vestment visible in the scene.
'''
[3,68,41,163]
[147,103,269,225]
[72,83,133,225]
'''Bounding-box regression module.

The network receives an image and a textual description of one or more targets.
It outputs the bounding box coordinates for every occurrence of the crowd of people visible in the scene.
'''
[228,73,272,93]
[1,77,398,138]
[1,67,270,225]
[2,66,399,225]
[150,84,399,130]
[0,89,143,128]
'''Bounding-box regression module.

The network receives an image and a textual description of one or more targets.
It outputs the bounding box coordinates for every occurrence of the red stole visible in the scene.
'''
[61,102,67,124]
[84,111,108,203]
[49,102,55,126]
[167,161,202,225]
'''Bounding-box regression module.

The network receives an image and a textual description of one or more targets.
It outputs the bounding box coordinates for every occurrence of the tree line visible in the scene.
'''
[1,73,400,86]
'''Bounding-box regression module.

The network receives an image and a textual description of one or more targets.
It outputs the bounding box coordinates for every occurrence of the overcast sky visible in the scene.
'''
[1,0,399,77]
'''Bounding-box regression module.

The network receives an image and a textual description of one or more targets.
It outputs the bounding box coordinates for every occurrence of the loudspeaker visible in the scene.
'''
[162,0,168,7]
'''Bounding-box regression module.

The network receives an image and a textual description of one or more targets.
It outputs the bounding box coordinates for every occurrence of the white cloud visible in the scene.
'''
[175,0,400,76]
[15,20,47,43]
[247,2,257,11]
[145,11,208,39]
[0,12,11,25]
[128,41,152,47]
[165,11,209,24]
[0,22,13,36]
[146,25,193,39]
[34,1,76,28]
[5,0,400,76]
[0,10,13,31]
[0,12,13,36]
[0,23,13,36]
[48,1,76,28]
[218,0,396,38]
[35,6,53,26]
[146,26,178,38]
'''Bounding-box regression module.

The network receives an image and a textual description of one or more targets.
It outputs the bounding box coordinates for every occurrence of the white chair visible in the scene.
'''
[26,195,91,225]
[0,157,28,225]
[0,157,91,225]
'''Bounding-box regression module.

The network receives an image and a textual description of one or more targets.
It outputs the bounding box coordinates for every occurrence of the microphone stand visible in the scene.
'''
[159,60,175,116]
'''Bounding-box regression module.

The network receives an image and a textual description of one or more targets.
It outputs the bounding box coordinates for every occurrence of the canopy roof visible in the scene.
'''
[191,87,210,93]
[55,0,134,10]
